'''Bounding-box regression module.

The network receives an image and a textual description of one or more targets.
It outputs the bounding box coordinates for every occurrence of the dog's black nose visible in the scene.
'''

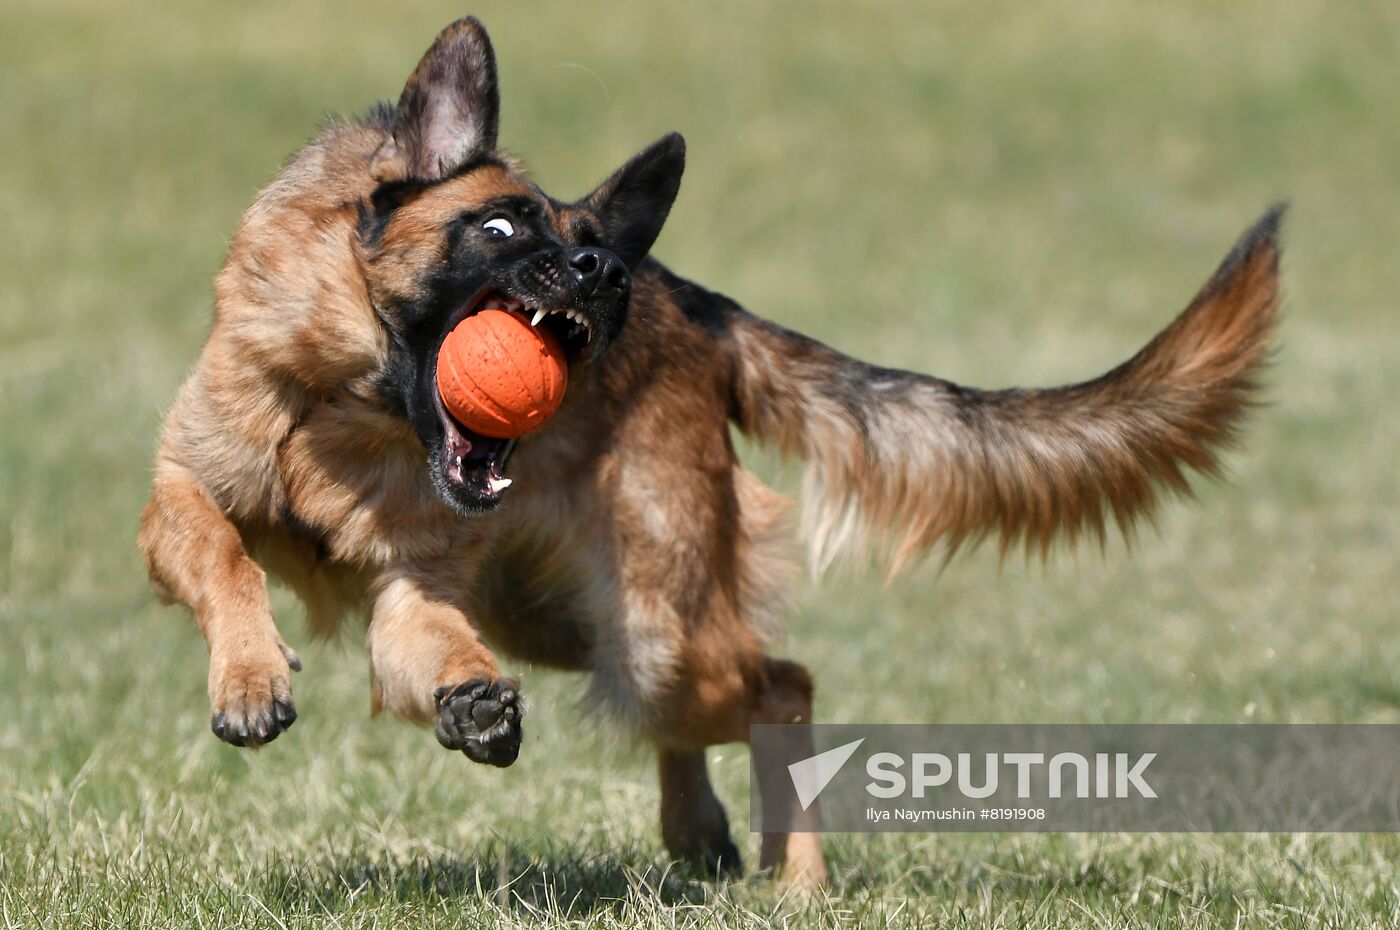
[567,247,629,299]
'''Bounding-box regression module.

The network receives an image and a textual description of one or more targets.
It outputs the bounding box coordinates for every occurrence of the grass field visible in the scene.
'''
[4,0,1400,926]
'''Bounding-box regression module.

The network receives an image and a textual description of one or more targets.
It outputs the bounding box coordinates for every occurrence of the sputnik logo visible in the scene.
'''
[787,738,865,810]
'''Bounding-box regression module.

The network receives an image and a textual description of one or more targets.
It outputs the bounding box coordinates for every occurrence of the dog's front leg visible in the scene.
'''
[138,465,300,747]
[369,571,523,767]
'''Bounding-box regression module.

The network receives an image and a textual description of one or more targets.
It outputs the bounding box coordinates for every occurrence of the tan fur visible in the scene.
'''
[140,85,1280,886]
[369,570,500,720]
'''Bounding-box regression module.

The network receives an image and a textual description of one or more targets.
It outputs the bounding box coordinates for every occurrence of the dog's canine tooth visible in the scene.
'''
[530,308,547,327]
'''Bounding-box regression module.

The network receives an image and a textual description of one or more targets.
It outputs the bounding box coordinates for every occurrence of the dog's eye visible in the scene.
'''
[482,217,514,238]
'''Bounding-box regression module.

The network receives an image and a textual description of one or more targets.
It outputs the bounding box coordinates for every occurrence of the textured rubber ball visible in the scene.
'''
[435,309,568,438]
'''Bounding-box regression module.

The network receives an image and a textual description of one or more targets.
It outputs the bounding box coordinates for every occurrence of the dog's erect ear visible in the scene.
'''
[372,17,500,183]
[583,133,686,268]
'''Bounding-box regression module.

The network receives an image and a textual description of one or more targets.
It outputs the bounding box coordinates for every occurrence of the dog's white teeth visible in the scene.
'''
[487,474,513,493]
[530,308,548,327]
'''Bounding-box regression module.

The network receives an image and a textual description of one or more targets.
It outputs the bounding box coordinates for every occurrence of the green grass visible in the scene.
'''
[4,0,1400,926]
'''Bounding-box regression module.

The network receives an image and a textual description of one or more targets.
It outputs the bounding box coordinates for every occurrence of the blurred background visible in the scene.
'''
[3,1,1399,926]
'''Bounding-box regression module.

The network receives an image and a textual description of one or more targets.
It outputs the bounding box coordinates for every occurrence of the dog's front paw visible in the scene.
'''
[433,678,523,767]
[208,641,300,748]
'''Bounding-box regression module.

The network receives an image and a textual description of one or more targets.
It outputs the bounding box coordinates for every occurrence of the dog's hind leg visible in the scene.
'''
[650,654,827,887]
[748,658,826,887]
[368,569,524,768]
[138,465,301,747]
[594,452,825,884]
[658,749,742,877]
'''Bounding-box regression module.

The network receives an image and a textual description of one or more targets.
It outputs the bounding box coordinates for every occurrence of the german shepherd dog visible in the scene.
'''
[139,17,1282,886]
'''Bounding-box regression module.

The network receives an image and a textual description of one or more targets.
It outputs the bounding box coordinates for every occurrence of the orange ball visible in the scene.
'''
[436,309,568,438]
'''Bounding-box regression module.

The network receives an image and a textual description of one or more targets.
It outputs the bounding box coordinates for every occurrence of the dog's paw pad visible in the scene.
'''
[433,677,523,767]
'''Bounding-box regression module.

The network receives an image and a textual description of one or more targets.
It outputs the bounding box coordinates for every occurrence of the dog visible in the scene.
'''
[138,16,1282,886]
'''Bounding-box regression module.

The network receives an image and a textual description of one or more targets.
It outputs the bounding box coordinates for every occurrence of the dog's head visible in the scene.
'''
[358,17,684,515]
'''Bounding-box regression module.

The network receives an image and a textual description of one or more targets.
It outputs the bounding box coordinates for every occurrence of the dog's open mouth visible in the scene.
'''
[432,288,593,506]
[434,389,517,503]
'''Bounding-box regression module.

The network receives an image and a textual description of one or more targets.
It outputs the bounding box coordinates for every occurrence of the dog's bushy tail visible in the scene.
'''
[725,207,1284,573]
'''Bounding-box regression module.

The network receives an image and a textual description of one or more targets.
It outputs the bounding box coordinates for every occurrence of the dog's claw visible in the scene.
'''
[434,677,524,767]
[279,642,303,672]
[273,698,298,727]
